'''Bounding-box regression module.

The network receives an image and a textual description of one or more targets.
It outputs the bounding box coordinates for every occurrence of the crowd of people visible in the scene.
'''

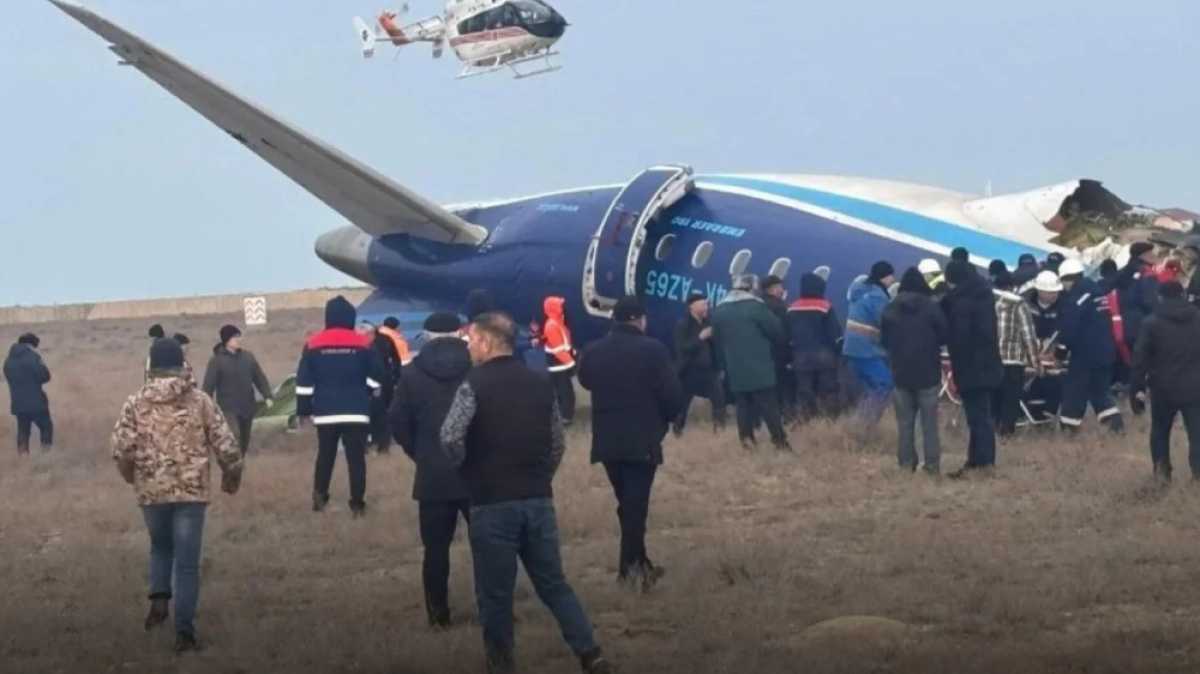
[6,239,1200,672]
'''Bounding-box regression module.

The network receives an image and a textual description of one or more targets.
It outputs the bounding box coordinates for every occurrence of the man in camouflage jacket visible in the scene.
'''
[111,338,242,653]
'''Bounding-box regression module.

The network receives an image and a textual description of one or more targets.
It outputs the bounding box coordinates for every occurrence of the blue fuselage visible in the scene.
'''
[356,176,1049,347]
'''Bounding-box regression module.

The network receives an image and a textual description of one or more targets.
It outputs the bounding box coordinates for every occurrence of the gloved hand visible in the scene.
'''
[222,469,242,495]
[1131,391,1147,416]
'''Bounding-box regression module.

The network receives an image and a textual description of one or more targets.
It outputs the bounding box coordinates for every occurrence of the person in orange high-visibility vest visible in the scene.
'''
[380,318,414,370]
[542,296,577,425]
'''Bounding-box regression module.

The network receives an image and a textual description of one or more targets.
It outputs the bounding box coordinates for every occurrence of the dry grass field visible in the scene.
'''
[2,311,1200,673]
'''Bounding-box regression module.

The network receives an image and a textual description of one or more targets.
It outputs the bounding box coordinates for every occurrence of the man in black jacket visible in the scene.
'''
[881,269,947,474]
[672,291,726,435]
[359,321,398,454]
[942,261,1004,476]
[762,275,796,421]
[202,325,273,455]
[788,273,843,421]
[296,296,388,517]
[390,312,472,628]
[440,312,611,674]
[4,333,52,454]
[579,297,684,591]
[1130,282,1200,482]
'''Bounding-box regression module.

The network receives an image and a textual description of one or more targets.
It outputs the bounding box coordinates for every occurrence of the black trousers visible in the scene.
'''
[735,388,787,445]
[369,398,392,452]
[795,367,840,420]
[961,389,997,468]
[313,424,368,508]
[603,462,657,577]
[15,411,53,452]
[1150,399,1200,479]
[419,499,471,619]
[223,411,253,455]
[550,371,576,424]
[992,365,1025,436]
[675,376,727,431]
[776,369,797,421]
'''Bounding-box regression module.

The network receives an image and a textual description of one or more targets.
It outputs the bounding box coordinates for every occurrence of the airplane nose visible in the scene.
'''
[315,226,375,285]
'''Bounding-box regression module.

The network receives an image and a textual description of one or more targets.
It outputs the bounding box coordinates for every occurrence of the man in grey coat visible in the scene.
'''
[202,325,273,455]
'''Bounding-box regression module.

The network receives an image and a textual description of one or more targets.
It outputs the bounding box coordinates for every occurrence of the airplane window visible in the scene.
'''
[769,258,792,280]
[655,234,676,261]
[512,0,553,24]
[729,249,752,276]
[692,241,714,269]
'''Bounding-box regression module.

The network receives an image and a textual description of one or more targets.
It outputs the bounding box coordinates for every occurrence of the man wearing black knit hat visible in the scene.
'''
[297,296,388,517]
[672,290,726,434]
[942,260,1003,477]
[202,324,273,456]
[390,311,473,627]
[844,261,896,427]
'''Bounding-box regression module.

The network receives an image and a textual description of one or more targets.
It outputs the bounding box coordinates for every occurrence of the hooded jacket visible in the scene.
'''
[994,289,1040,367]
[1130,298,1200,406]
[711,290,785,394]
[881,270,948,391]
[941,274,1004,392]
[202,345,273,418]
[787,273,842,371]
[4,343,51,415]
[110,372,242,506]
[389,336,472,501]
[542,296,576,373]
[843,278,890,359]
[579,323,685,465]
[295,297,387,425]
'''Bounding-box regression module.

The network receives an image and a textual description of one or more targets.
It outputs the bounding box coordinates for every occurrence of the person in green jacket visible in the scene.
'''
[711,274,791,451]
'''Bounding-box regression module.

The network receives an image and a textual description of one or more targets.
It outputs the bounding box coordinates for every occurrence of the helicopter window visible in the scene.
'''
[691,241,714,269]
[512,0,554,24]
[654,234,676,262]
[768,257,792,280]
[730,249,752,276]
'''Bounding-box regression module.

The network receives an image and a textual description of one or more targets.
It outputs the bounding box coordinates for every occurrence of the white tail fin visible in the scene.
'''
[353,16,376,58]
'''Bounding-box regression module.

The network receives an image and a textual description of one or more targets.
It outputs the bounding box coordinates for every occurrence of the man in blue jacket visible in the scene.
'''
[296,296,387,517]
[4,333,52,454]
[1057,260,1124,433]
[843,261,896,425]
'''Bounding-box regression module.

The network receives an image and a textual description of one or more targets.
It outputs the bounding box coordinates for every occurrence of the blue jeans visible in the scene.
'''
[849,357,894,425]
[469,498,597,660]
[142,503,207,635]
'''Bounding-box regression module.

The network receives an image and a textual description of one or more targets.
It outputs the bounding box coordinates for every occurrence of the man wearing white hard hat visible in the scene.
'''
[1057,259,1124,433]
[1023,270,1067,422]
[918,259,946,298]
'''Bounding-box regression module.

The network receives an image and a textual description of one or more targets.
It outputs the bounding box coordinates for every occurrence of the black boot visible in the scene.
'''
[174,631,201,654]
[485,646,516,674]
[144,594,170,631]
[312,491,330,512]
[350,502,368,519]
[1153,461,1173,484]
[580,648,613,674]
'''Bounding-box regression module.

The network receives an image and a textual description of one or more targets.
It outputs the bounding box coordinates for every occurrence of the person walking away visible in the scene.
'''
[1130,282,1200,483]
[788,272,843,421]
[843,262,896,426]
[762,275,796,421]
[992,270,1041,436]
[579,297,684,590]
[111,337,242,653]
[389,312,473,628]
[297,296,387,517]
[942,261,1004,476]
[1057,259,1124,433]
[711,274,791,451]
[440,312,612,674]
[202,325,273,456]
[358,321,397,454]
[881,269,947,474]
[672,291,727,434]
[1109,242,1160,385]
[542,296,578,426]
[4,333,53,454]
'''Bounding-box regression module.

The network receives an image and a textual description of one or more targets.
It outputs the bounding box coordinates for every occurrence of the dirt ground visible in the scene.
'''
[2,311,1199,674]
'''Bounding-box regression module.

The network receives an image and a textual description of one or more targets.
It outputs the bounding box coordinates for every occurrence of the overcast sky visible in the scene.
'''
[3,0,1197,305]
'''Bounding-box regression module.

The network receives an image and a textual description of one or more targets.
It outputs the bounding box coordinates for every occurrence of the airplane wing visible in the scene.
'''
[49,1,487,245]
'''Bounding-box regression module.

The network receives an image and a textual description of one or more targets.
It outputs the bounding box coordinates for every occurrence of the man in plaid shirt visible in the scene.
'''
[993,270,1042,436]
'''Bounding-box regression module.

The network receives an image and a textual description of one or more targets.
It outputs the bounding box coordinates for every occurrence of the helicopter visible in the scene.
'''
[353,0,568,79]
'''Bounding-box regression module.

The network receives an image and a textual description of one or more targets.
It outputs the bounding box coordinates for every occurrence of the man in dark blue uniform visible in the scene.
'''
[1057,260,1124,432]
